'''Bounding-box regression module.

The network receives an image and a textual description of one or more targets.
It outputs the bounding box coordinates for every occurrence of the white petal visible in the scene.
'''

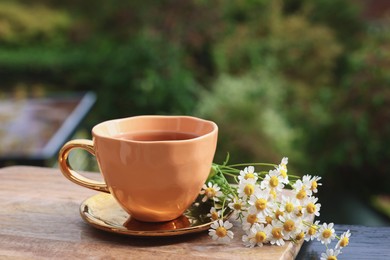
[224,221,233,229]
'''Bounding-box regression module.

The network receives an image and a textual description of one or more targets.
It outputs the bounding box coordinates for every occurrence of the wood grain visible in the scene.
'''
[0,166,305,259]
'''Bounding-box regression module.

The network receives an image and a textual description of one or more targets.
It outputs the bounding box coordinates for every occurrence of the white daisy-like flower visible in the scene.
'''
[238,178,259,201]
[320,248,341,260]
[292,179,312,200]
[336,229,351,249]
[305,220,320,241]
[208,219,234,243]
[260,169,285,192]
[302,175,322,194]
[238,166,258,182]
[310,176,322,193]
[242,210,263,231]
[275,165,289,184]
[303,196,321,218]
[228,196,246,219]
[294,205,304,218]
[279,215,298,240]
[242,223,272,248]
[269,219,285,246]
[280,157,288,166]
[264,214,274,225]
[276,157,289,184]
[248,190,272,217]
[291,220,306,242]
[280,195,301,218]
[272,206,286,221]
[207,207,221,221]
[199,182,223,202]
[317,222,336,245]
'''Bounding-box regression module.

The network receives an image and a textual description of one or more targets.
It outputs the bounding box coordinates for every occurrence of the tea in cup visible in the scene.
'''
[58,115,218,222]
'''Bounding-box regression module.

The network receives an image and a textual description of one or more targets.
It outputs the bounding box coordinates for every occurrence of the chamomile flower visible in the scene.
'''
[292,229,306,242]
[320,249,341,260]
[310,176,322,193]
[305,220,320,241]
[293,179,312,200]
[269,219,285,246]
[264,214,274,225]
[273,207,285,221]
[238,166,258,182]
[279,157,288,168]
[318,223,336,245]
[336,230,351,249]
[279,215,298,239]
[261,170,285,192]
[242,223,272,248]
[276,157,289,184]
[303,175,322,194]
[280,196,300,218]
[200,182,223,202]
[238,179,259,201]
[303,196,321,218]
[294,205,304,218]
[242,210,263,231]
[228,196,246,219]
[275,166,289,184]
[208,219,234,243]
[248,190,272,217]
[207,207,221,221]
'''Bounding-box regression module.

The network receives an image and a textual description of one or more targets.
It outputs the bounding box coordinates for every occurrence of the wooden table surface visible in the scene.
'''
[1,166,389,259]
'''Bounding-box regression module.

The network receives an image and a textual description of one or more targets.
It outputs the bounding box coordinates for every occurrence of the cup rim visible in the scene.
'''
[92,115,218,143]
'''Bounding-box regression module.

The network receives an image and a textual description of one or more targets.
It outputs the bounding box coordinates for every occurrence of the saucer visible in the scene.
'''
[80,193,229,237]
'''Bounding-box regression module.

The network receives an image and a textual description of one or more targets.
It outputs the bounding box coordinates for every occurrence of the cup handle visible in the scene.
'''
[58,139,110,193]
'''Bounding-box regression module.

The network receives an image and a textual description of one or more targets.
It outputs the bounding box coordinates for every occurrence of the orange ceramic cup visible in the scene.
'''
[58,116,218,222]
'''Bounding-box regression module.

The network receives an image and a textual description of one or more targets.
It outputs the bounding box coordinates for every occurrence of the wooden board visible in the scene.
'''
[0,166,305,259]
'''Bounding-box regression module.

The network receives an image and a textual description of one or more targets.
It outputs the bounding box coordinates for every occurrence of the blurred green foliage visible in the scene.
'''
[0,1,70,45]
[0,0,389,196]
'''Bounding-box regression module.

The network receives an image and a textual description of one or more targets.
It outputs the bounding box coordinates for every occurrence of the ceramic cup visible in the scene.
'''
[58,115,218,222]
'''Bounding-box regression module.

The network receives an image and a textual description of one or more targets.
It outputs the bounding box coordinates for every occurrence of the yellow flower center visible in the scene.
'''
[275,209,284,220]
[205,188,216,198]
[308,226,317,236]
[306,203,316,214]
[280,168,287,178]
[296,189,306,200]
[245,173,255,180]
[283,219,295,232]
[340,237,349,247]
[247,214,258,224]
[255,231,267,243]
[327,256,337,260]
[295,206,303,217]
[322,229,332,239]
[233,202,242,211]
[285,202,294,213]
[295,231,305,241]
[255,198,267,211]
[311,181,318,191]
[270,176,279,188]
[211,211,219,220]
[215,227,227,238]
[271,227,283,239]
[244,184,255,196]
[265,216,273,224]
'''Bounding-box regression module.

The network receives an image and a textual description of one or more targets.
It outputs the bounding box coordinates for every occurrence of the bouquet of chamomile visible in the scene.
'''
[198,155,351,259]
